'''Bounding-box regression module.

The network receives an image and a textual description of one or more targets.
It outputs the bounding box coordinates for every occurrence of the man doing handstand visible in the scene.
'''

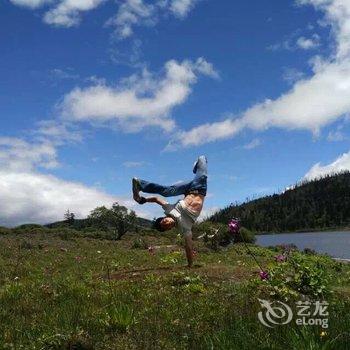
[132,156,208,267]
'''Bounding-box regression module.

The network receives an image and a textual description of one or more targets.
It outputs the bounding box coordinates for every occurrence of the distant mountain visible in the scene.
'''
[209,172,350,233]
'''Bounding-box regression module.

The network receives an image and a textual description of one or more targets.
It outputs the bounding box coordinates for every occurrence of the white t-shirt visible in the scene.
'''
[162,200,199,237]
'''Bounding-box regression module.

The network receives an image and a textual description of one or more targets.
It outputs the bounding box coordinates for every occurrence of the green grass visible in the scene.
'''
[0,231,349,349]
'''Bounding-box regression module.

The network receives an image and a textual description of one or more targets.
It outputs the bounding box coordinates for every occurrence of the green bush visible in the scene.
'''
[234,227,256,244]
[194,221,256,250]
[15,224,44,230]
[256,252,332,300]
[13,224,48,235]
[0,227,11,235]
[131,237,148,249]
[193,222,230,250]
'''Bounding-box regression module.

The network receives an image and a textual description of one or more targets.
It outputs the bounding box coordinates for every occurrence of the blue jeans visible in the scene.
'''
[139,156,208,197]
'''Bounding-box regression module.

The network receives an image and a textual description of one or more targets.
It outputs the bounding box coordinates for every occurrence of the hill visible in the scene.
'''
[209,172,350,233]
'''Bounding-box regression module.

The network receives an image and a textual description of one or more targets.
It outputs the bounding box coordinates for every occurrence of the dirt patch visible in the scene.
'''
[200,264,253,282]
[104,263,251,283]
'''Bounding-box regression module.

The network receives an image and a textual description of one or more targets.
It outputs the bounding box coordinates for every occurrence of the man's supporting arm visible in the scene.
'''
[184,234,194,267]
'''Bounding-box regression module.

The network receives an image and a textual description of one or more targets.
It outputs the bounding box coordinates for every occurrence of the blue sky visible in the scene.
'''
[1,0,350,226]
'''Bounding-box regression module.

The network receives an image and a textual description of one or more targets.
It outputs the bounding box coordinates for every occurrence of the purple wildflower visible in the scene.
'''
[228,219,240,235]
[259,270,269,280]
[275,254,287,263]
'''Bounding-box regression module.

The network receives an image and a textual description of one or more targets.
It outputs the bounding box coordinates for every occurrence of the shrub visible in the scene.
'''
[15,224,43,230]
[256,252,332,300]
[194,222,231,250]
[0,227,11,235]
[13,224,49,235]
[54,227,81,240]
[233,227,256,244]
[131,237,148,249]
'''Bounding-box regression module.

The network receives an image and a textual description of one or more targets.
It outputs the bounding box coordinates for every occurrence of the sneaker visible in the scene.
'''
[193,156,207,174]
[192,160,198,174]
[132,178,141,203]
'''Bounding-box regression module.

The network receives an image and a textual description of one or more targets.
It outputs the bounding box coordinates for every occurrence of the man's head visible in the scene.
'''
[153,216,176,232]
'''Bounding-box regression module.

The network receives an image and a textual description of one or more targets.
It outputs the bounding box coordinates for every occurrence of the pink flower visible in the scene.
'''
[75,256,82,262]
[275,254,286,262]
[228,219,240,235]
[259,270,269,280]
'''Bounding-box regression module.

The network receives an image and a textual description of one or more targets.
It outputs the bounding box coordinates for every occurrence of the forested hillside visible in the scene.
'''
[209,172,350,233]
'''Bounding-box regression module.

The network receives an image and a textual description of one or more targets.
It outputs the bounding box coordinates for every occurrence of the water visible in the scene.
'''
[256,231,350,259]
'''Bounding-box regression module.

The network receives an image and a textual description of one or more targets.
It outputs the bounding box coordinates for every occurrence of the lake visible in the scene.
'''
[256,231,350,259]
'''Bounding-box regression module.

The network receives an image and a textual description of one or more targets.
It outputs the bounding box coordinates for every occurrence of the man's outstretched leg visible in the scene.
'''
[133,178,192,198]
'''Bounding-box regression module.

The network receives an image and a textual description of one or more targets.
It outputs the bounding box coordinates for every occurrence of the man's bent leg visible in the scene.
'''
[139,179,192,197]
[193,156,208,178]
[188,156,208,196]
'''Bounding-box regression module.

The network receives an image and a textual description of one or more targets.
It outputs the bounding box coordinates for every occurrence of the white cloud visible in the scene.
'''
[282,67,305,84]
[267,40,293,51]
[106,0,199,39]
[0,132,116,226]
[50,68,79,81]
[194,57,220,79]
[60,58,217,132]
[0,121,83,172]
[296,34,320,49]
[9,0,49,8]
[106,0,156,39]
[171,0,350,148]
[297,0,350,60]
[0,129,154,226]
[0,137,59,171]
[327,129,346,141]
[43,0,106,27]
[268,32,320,52]
[170,0,197,18]
[0,170,119,227]
[167,119,242,149]
[243,138,261,150]
[123,161,146,168]
[9,0,199,32]
[35,120,83,144]
[304,150,350,180]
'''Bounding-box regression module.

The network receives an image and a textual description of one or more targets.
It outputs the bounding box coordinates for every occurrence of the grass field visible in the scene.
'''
[0,230,349,349]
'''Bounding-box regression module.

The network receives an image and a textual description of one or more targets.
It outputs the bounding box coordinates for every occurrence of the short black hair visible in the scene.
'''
[153,217,167,232]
